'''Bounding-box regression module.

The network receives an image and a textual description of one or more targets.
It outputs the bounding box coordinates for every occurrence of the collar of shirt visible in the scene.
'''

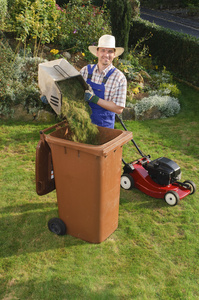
[94,64,114,76]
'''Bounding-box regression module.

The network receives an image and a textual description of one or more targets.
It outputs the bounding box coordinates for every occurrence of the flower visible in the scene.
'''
[132,87,140,94]
[56,4,62,10]
[82,53,85,57]
[73,29,77,34]
[50,49,59,55]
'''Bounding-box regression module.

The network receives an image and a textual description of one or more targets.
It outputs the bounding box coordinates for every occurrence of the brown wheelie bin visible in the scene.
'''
[36,121,132,243]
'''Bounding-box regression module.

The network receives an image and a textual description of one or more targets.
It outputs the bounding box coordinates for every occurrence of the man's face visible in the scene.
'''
[97,48,116,67]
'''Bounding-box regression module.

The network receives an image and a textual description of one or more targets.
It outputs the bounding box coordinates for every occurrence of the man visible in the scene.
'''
[80,34,127,129]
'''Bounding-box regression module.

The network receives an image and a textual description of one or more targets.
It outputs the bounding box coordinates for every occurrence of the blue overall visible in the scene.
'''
[86,64,116,129]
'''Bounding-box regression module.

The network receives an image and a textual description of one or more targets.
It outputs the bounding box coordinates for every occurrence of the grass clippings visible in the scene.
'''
[57,77,99,145]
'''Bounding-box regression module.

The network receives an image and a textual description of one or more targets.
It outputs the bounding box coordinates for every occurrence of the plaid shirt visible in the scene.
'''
[80,64,127,108]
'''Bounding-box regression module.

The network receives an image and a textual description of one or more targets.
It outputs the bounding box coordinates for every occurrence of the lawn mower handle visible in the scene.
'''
[115,114,146,158]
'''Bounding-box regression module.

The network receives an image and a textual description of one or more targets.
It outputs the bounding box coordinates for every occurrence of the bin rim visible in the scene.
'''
[45,126,132,157]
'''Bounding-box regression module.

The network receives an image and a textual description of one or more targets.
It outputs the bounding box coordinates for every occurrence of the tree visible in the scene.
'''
[108,0,132,58]
[0,0,7,28]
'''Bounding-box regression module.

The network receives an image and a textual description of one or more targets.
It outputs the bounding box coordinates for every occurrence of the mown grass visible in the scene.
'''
[0,82,199,300]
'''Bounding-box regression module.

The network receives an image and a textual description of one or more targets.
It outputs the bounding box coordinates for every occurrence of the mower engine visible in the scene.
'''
[144,157,181,186]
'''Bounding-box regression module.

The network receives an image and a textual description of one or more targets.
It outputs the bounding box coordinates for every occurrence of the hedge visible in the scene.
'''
[129,18,199,87]
[0,0,7,26]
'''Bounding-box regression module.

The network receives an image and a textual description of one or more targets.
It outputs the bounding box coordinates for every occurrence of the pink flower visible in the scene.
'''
[88,22,91,25]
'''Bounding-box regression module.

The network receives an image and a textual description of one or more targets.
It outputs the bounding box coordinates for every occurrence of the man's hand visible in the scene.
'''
[40,95,48,104]
[84,90,99,104]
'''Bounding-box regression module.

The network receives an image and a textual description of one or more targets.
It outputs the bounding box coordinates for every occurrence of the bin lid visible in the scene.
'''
[38,58,88,115]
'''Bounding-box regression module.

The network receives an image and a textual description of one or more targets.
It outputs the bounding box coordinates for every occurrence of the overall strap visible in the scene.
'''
[87,65,116,84]
[87,64,96,80]
[102,67,116,84]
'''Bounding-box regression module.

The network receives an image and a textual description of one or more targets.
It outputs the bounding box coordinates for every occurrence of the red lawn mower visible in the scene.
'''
[116,115,196,206]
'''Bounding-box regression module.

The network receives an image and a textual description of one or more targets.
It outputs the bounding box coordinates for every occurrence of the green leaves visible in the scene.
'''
[0,45,46,116]
[5,0,111,53]
[7,0,61,45]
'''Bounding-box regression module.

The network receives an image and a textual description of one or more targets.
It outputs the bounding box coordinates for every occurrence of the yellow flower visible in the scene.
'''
[132,87,140,94]
[82,53,85,57]
[155,65,158,70]
[50,49,59,55]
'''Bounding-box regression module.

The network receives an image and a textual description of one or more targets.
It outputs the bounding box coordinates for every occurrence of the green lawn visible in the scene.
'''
[0,82,199,299]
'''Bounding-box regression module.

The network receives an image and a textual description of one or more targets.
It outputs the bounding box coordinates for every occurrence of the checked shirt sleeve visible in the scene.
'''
[104,69,127,108]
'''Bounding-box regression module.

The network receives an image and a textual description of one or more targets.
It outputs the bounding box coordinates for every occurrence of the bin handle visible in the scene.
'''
[40,120,67,138]
[53,65,70,79]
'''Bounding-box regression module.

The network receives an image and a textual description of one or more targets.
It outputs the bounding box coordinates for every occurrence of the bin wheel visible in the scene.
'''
[164,191,179,206]
[48,218,66,236]
[121,173,134,190]
[183,180,196,195]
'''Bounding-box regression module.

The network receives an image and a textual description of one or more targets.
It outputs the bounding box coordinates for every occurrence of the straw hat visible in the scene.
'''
[88,35,124,58]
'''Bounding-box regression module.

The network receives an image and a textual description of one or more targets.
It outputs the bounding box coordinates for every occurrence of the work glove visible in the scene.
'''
[84,90,99,104]
[40,95,48,104]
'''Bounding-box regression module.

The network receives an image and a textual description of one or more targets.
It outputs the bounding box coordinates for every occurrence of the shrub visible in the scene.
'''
[0,42,46,116]
[6,0,62,53]
[140,0,199,9]
[5,0,111,54]
[133,95,180,119]
[0,0,7,28]
[149,67,180,97]
[56,0,111,52]
[116,42,181,112]
[158,83,180,98]
[118,59,141,80]
[0,40,14,107]
[129,18,199,86]
[56,0,69,6]
[6,0,14,10]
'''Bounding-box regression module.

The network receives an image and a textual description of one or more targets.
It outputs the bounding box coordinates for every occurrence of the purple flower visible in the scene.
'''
[73,29,77,34]
[102,27,104,30]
